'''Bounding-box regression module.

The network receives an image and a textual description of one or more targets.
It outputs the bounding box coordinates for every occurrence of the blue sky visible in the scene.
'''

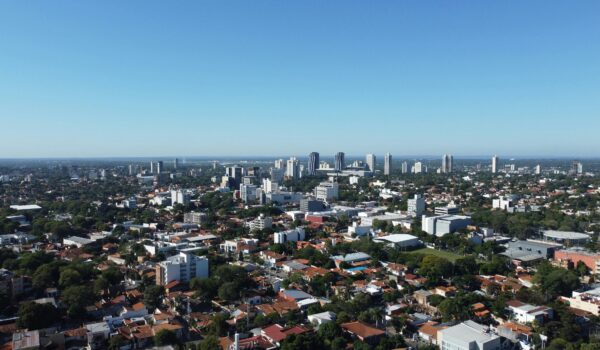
[0,1,599,158]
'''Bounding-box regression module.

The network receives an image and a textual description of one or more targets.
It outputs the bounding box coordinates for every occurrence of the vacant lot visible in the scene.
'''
[408,247,465,262]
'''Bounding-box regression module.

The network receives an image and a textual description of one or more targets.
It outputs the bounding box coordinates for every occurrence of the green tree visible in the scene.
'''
[62,285,96,317]
[197,335,220,350]
[17,302,60,330]
[143,285,164,311]
[59,268,82,288]
[154,329,178,346]
[108,335,127,350]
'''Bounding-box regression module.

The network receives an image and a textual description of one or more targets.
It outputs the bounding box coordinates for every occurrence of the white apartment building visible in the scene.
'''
[366,154,376,172]
[156,252,209,285]
[286,157,299,179]
[314,182,339,202]
[171,189,191,205]
[262,178,279,194]
[273,228,306,244]
[407,194,425,217]
[247,214,273,231]
[384,153,392,175]
[183,211,207,225]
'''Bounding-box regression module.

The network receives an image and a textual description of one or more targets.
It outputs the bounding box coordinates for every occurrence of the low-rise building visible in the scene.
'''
[422,214,472,237]
[438,320,502,350]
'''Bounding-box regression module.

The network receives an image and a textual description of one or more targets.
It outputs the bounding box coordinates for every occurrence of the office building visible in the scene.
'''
[334,152,345,171]
[308,152,319,176]
[314,181,339,202]
[434,204,460,215]
[535,164,541,175]
[384,153,392,175]
[300,198,326,212]
[240,184,258,203]
[174,158,179,170]
[407,194,425,217]
[225,166,244,187]
[274,228,306,244]
[156,252,209,285]
[270,168,285,183]
[492,155,499,174]
[422,214,472,237]
[366,154,376,172]
[438,321,501,350]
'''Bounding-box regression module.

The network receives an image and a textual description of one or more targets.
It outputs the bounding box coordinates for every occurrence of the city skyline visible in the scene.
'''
[1,1,600,158]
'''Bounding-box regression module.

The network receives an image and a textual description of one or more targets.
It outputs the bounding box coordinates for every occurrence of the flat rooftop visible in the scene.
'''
[543,230,590,241]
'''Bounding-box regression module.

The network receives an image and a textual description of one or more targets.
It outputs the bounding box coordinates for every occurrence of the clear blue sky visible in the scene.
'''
[1,1,599,158]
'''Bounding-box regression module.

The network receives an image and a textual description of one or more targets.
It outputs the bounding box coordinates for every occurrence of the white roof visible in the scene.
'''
[543,230,589,240]
[439,320,499,345]
[64,236,94,245]
[308,311,336,322]
[10,204,42,211]
[375,234,418,243]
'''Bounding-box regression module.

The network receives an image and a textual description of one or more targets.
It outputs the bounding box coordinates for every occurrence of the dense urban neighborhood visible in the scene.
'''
[1,155,600,350]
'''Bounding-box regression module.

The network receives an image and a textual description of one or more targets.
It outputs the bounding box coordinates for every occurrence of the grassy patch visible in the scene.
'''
[407,247,465,262]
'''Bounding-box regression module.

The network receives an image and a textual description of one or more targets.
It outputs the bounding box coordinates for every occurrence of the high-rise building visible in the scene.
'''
[535,164,541,175]
[366,154,376,172]
[572,161,583,175]
[286,157,299,179]
[401,161,408,174]
[334,152,345,172]
[174,158,179,170]
[128,164,134,176]
[270,168,285,182]
[442,154,453,173]
[225,166,244,187]
[156,161,163,174]
[308,152,319,176]
[274,159,285,169]
[384,153,392,175]
[407,194,425,217]
[414,161,424,174]
[492,155,499,174]
[262,178,279,194]
[240,184,258,203]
